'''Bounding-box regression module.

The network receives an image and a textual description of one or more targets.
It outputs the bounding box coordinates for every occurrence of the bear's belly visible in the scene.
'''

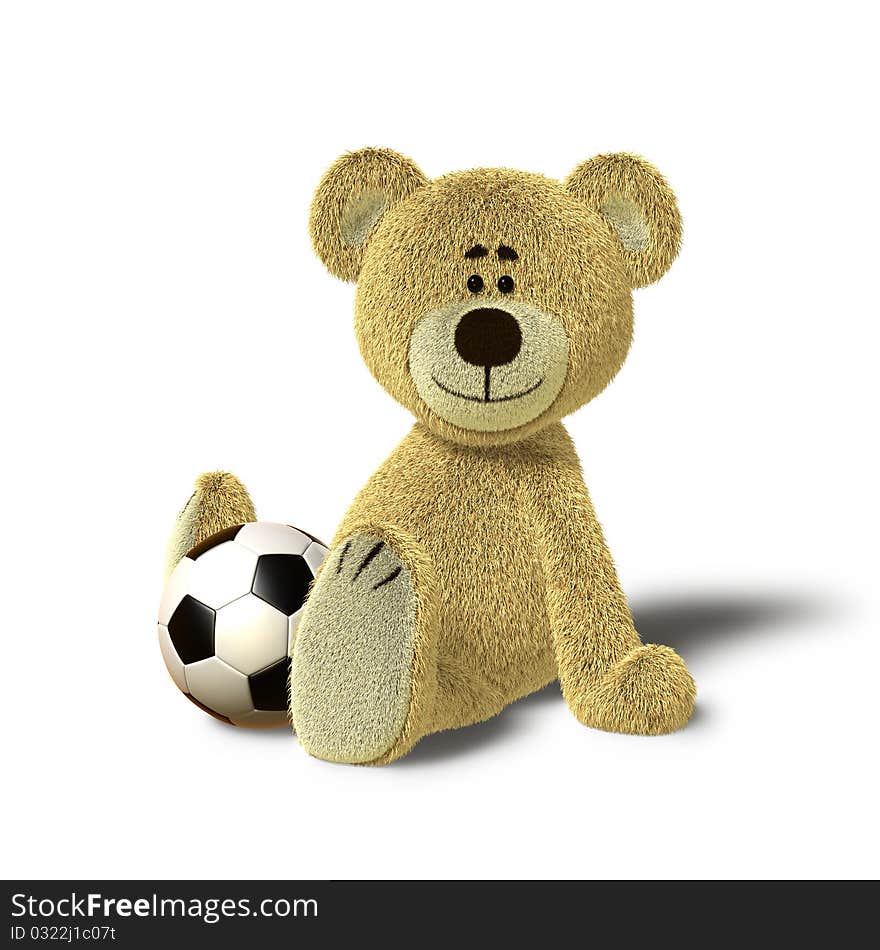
[422,481,555,696]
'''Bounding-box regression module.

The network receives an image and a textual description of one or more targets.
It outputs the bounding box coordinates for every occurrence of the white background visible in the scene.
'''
[2,1,877,880]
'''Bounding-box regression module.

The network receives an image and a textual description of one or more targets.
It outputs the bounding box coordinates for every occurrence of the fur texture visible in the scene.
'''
[288,422,694,763]
[165,472,256,578]
[351,162,635,447]
[309,148,427,282]
[290,533,421,763]
[171,148,695,764]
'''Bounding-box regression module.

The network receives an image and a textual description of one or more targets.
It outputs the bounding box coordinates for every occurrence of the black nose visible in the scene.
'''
[454,308,522,368]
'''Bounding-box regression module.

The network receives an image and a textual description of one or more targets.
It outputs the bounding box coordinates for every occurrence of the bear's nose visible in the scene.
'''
[454,308,522,368]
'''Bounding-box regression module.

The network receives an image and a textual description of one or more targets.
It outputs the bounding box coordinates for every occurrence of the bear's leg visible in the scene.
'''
[165,471,256,578]
[571,644,695,736]
[290,531,440,765]
[430,655,508,734]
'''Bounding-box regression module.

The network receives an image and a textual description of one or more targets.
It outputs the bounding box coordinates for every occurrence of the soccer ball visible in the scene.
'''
[157,522,328,728]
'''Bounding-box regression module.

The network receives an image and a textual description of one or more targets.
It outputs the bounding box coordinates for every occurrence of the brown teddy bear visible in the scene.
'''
[168,148,696,765]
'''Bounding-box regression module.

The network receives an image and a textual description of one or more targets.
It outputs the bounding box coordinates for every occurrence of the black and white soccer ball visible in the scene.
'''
[157,522,328,728]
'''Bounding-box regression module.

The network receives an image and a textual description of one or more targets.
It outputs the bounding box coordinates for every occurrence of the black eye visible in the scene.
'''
[497,275,515,294]
[467,274,484,294]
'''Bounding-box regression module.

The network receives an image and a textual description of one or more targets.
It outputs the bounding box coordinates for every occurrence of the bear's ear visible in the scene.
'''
[564,153,681,288]
[309,147,428,282]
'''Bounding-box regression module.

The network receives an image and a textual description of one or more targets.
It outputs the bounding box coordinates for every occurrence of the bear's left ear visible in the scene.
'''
[564,153,681,288]
[310,147,428,282]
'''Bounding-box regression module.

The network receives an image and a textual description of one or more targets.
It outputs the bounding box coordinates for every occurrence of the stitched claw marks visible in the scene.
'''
[290,531,419,763]
[335,537,405,591]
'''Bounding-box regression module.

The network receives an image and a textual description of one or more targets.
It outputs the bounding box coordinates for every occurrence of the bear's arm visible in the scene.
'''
[527,425,642,695]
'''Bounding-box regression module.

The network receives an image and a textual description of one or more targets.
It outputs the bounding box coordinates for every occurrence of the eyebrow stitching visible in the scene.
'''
[498,245,518,261]
[465,245,489,259]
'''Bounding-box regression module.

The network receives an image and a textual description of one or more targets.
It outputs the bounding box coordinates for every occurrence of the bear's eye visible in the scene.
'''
[497,275,515,294]
[467,274,484,294]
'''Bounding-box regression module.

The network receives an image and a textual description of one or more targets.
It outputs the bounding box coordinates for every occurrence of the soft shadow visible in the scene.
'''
[208,719,294,740]
[396,684,562,767]
[631,590,833,654]
[396,588,836,766]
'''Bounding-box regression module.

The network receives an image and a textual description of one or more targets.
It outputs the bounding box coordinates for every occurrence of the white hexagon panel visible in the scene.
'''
[303,540,329,575]
[157,623,187,692]
[236,522,311,557]
[186,541,258,609]
[214,594,289,676]
[184,656,253,719]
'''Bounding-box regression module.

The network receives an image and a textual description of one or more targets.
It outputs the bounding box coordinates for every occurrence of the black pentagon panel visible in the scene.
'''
[187,523,244,560]
[251,553,313,616]
[167,595,215,664]
[249,657,291,711]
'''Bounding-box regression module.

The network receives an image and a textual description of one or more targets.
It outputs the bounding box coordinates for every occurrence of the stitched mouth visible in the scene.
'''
[432,373,544,404]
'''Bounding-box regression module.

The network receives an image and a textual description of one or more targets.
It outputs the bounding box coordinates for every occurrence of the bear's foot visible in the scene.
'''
[573,644,696,736]
[290,532,438,764]
[165,471,256,578]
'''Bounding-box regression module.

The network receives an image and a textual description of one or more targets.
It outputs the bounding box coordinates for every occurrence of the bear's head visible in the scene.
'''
[310,148,681,447]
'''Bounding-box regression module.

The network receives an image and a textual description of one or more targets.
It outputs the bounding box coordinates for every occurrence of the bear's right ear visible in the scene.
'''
[309,147,428,282]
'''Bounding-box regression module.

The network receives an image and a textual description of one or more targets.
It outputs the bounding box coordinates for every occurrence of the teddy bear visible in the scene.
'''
[167,147,696,765]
